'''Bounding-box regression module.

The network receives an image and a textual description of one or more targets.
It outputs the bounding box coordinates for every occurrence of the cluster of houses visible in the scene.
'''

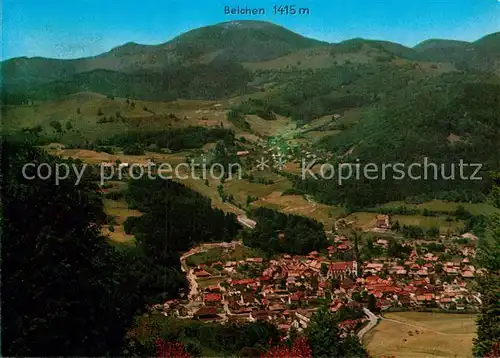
[161,253,368,334]
[156,234,482,334]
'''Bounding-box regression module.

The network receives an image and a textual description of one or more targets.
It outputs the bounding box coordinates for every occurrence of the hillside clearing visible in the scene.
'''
[251,191,344,227]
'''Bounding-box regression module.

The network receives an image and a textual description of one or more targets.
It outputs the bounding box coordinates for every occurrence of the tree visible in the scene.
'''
[1,141,147,356]
[341,335,368,357]
[473,172,500,356]
[305,305,367,358]
[306,306,341,357]
[217,184,226,201]
[485,343,500,358]
[321,263,329,276]
[426,226,440,238]
[351,229,362,275]
[367,294,377,312]
[50,120,63,133]
[311,275,319,290]
[455,205,472,221]
[123,143,145,155]
[155,339,190,358]
[261,337,312,358]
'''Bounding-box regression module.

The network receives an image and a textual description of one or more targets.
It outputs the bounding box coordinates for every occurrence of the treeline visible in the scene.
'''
[233,98,277,121]
[364,204,474,218]
[126,315,280,356]
[243,207,327,254]
[123,177,240,252]
[473,172,500,356]
[127,305,367,357]
[98,126,235,152]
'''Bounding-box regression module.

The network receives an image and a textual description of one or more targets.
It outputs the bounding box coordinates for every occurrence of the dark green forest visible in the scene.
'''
[473,172,500,356]
[99,126,235,152]
[243,207,327,254]
[0,141,239,356]
[1,61,253,104]
[1,141,153,356]
[293,76,499,208]
[123,177,241,252]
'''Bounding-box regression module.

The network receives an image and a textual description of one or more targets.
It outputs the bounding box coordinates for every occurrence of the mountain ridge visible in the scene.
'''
[1,21,499,105]
[2,21,497,64]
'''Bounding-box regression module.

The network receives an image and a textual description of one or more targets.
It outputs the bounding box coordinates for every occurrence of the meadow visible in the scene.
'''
[364,312,477,358]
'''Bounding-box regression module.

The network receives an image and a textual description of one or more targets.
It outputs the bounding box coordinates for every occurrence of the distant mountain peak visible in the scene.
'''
[413,39,470,52]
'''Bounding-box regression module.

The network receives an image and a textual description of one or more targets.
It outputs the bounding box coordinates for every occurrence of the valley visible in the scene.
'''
[3,18,500,358]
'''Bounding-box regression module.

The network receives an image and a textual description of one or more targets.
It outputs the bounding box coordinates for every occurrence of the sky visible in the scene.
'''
[2,0,499,60]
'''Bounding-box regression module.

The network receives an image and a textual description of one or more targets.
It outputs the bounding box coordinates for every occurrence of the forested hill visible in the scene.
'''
[414,32,500,72]
[1,21,324,95]
[296,74,500,208]
[1,21,498,104]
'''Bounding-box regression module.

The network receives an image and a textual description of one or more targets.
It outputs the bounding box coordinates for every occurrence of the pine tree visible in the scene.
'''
[306,306,341,357]
[305,305,368,357]
[473,172,500,356]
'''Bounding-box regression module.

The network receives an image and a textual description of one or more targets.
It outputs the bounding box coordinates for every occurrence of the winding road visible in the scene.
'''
[358,308,379,341]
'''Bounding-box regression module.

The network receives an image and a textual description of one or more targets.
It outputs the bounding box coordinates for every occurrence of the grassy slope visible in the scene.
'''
[4,93,239,143]
[364,312,476,358]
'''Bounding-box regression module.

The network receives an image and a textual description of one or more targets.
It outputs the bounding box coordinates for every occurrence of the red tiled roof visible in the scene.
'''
[204,293,222,302]
[329,261,354,271]
[411,280,427,286]
[365,275,381,283]
[231,278,255,286]
[194,269,211,277]
[194,307,218,317]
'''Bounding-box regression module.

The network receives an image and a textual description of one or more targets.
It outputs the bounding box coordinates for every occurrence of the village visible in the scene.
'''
[154,214,483,338]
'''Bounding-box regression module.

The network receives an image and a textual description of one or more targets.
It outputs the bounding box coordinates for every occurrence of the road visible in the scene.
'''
[180,249,201,299]
[238,215,257,229]
[179,240,246,300]
[222,202,256,229]
[357,308,378,341]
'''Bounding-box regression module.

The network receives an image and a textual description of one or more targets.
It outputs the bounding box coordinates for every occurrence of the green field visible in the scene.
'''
[185,244,268,267]
[364,312,477,358]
